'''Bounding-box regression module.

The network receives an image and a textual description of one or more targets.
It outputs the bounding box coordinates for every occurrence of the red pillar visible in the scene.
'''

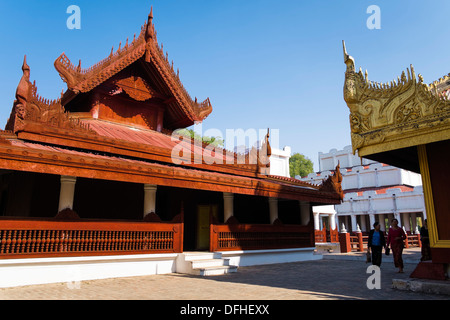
[357,232,364,252]
[404,234,410,249]
[339,232,351,253]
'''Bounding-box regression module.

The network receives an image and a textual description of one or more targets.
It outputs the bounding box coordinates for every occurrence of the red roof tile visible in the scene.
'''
[82,119,234,163]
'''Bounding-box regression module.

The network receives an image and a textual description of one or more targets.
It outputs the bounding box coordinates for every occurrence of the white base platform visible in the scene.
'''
[0,253,178,288]
[218,247,322,267]
[0,248,322,288]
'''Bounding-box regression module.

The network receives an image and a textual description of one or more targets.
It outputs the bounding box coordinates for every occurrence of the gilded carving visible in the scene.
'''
[350,112,370,133]
[342,41,450,156]
[394,101,421,124]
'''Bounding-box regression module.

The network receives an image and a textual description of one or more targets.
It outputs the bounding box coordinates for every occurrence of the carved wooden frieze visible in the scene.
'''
[114,76,158,101]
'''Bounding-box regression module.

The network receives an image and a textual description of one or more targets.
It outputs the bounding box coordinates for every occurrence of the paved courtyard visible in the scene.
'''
[0,253,447,301]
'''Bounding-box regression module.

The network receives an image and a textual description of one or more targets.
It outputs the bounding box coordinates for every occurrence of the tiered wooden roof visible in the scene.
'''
[54,7,212,130]
[0,8,343,205]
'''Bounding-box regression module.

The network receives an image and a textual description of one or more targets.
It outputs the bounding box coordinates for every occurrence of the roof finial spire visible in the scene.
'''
[22,55,30,73]
[149,6,153,21]
[342,40,355,73]
[13,55,32,121]
[146,6,155,42]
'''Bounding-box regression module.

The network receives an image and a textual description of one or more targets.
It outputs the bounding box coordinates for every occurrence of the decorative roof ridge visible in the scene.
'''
[319,163,344,200]
[343,41,450,105]
[342,41,450,156]
[172,128,275,168]
[54,24,147,93]
[6,56,96,135]
[266,174,320,189]
[54,6,212,123]
[430,72,450,89]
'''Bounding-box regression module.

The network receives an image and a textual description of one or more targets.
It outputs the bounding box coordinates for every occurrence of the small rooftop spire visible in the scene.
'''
[149,6,153,21]
[342,40,355,72]
[22,55,30,73]
[145,6,156,41]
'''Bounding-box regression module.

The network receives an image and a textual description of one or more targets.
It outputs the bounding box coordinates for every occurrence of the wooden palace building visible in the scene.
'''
[343,42,450,280]
[0,8,343,287]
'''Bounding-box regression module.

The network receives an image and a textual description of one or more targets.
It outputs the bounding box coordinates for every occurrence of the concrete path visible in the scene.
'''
[0,248,447,301]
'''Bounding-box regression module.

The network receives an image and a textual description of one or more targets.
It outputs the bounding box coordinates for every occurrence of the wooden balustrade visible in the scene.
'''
[0,218,183,259]
[315,227,339,244]
[210,223,314,252]
[341,232,422,253]
[314,229,326,243]
[349,233,365,252]
[328,228,339,243]
[405,234,422,248]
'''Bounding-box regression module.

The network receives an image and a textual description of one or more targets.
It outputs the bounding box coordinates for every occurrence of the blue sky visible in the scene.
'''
[1,1,449,171]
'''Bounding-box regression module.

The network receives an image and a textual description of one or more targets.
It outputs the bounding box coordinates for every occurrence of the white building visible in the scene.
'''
[297,146,426,234]
[269,146,291,178]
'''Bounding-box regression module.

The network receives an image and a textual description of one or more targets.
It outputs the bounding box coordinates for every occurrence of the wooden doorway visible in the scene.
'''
[196,204,218,251]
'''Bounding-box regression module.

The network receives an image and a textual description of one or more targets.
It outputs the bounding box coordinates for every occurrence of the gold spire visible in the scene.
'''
[342,40,355,72]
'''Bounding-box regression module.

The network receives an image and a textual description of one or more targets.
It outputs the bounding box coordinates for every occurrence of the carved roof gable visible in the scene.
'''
[54,7,212,129]
[342,41,450,157]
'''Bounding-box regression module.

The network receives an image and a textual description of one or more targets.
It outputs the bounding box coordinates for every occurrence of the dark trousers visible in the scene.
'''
[371,246,383,267]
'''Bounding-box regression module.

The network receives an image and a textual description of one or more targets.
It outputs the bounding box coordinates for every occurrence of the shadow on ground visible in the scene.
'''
[180,259,446,300]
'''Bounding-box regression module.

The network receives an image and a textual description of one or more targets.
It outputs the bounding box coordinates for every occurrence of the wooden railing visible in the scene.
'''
[340,232,422,253]
[405,234,422,248]
[210,223,314,252]
[349,233,366,252]
[315,227,339,243]
[329,228,339,243]
[315,229,326,243]
[0,218,183,259]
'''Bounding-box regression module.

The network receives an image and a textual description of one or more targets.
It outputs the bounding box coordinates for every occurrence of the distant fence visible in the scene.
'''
[339,231,422,253]
[315,226,422,252]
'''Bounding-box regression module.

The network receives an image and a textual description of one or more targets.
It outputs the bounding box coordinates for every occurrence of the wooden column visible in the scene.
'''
[223,192,234,223]
[299,201,311,226]
[58,176,77,212]
[269,197,278,224]
[143,184,157,218]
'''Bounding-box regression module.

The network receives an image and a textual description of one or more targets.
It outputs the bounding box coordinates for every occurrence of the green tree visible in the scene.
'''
[175,129,224,147]
[289,153,314,178]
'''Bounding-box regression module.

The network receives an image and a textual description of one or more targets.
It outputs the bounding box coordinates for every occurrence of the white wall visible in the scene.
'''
[296,146,426,232]
[270,146,291,178]
[318,145,375,172]
[336,186,425,216]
